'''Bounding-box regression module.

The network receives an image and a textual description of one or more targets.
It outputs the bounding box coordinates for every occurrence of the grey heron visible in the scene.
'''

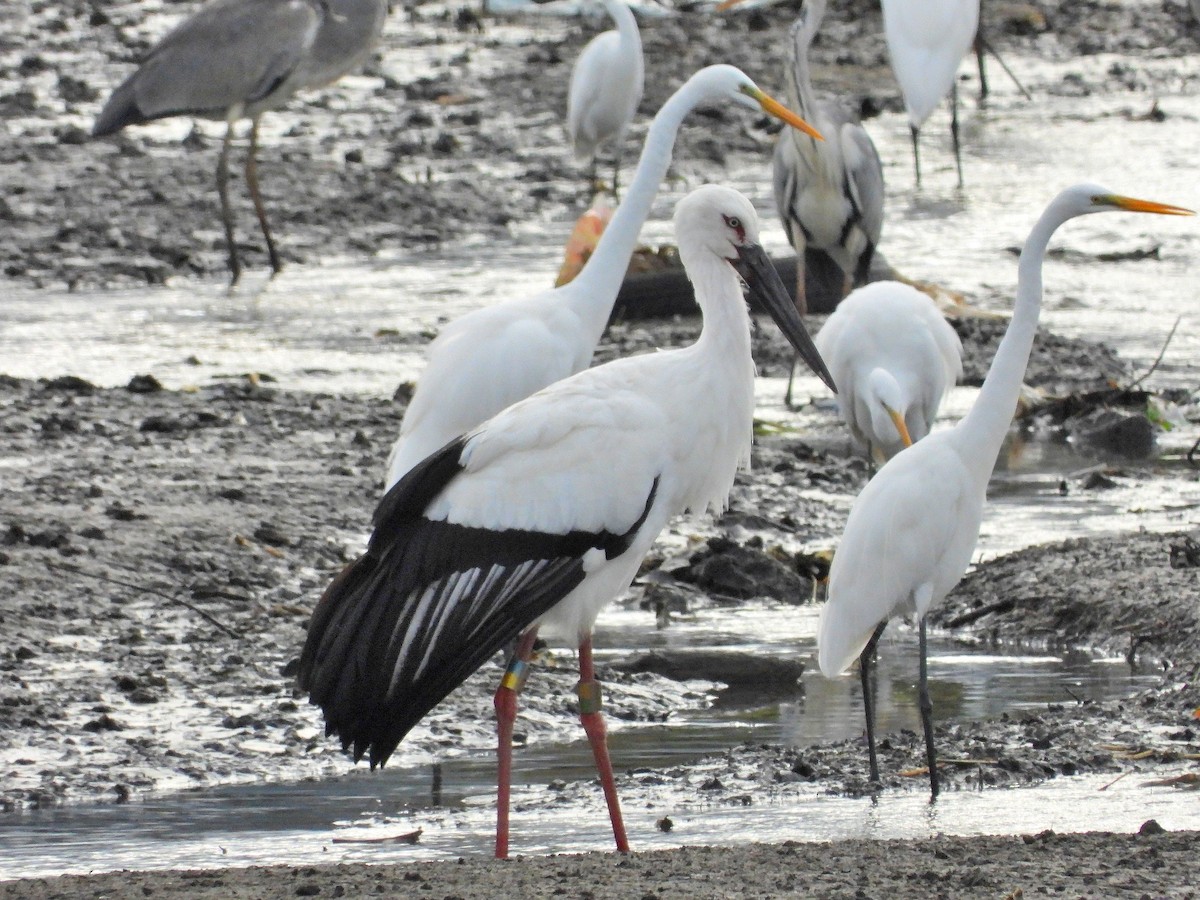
[92,0,389,284]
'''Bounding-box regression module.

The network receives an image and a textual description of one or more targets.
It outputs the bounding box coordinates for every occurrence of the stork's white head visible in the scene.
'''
[672,184,837,392]
[672,184,759,264]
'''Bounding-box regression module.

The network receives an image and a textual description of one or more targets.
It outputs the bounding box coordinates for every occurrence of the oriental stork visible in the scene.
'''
[301,184,837,857]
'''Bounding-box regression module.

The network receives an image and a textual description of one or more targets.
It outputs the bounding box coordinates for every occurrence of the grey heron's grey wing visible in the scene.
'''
[93,0,322,133]
[842,121,885,246]
[772,132,816,252]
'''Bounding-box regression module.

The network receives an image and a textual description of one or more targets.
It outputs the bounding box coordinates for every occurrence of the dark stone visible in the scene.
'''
[126,374,164,394]
[676,538,809,602]
[1068,409,1154,458]
[611,648,804,688]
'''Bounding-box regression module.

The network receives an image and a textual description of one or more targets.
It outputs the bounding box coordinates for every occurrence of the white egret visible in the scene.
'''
[773,0,884,316]
[92,0,389,284]
[880,0,978,187]
[817,184,1191,798]
[384,65,822,489]
[300,184,837,857]
[566,0,644,198]
[814,281,962,464]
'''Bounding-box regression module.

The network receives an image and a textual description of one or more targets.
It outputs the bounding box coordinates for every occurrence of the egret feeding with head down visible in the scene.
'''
[814,281,962,465]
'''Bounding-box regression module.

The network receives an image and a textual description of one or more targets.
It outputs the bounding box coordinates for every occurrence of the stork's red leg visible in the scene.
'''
[577,635,630,853]
[494,628,538,859]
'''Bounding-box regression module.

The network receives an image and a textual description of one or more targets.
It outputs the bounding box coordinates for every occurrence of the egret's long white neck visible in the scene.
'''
[603,0,641,51]
[565,76,712,335]
[958,198,1075,461]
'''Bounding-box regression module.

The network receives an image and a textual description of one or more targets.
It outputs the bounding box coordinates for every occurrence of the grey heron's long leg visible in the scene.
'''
[950,84,964,189]
[578,634,630,853]
[783,241,808,407]
[859,621,887,786]
[909,124,922,189]
[611,151,622,202]
[217,120,241,285]
[494,627,539,859]
[977,34,1033,101]
[918,617,940,800]
[244,116,282,276]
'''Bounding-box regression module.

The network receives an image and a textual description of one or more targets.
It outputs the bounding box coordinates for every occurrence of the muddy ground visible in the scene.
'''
[3,0,1200,895]
[3,0,1199,288]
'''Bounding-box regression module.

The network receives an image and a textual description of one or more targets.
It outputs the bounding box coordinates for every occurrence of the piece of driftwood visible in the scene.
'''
[609,251,896,322]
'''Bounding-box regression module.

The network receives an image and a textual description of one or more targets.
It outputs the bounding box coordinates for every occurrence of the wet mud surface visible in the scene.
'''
[3,0,1199,287]
[4,829,1198,899]
[3,0,1200,895]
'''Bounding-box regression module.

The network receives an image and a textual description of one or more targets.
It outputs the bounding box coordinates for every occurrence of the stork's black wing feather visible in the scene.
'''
[298,435,658,768]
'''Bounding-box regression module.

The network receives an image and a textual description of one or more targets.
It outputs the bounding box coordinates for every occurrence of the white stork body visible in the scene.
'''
[814,281,962,462]
[566,0,644,194]
[773,0,884,314]
[880,0,978,186]
[817,184,1191,798]
[384,65,822,489]
[302,184,836,856]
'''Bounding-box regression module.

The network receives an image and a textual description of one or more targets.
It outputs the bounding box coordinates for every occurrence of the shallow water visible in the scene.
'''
[2,43,1200,880]
[0,624,1167,879]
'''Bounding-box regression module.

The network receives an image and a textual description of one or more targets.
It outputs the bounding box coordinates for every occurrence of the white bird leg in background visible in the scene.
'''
[299,184,837,858]
[813,281,963,466]
[769,0,885,407]
[384,65,822,489]
[91,0,389,284]
[566,0,644,199]
[880,0,979,188]
[817,184,1191,800]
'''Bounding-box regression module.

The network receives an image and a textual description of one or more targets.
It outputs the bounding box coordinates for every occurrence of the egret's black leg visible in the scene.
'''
[217,121,241,285]
[950,84,964,189]
[859,621,887,785]
[910,124,922,189]
[918,617,940,800]
[244,116,282,276]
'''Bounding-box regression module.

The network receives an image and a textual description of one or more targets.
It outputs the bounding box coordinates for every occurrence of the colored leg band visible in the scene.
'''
[500,658,529,693]
[577,680,603,715]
